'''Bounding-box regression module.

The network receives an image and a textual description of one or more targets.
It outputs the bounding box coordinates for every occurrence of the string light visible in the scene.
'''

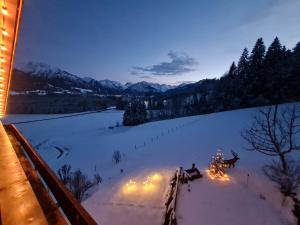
[122,173,163,195]
[0,43,6,51]
[1,5,8,16]
[1,27,7,36]
[207,150,230,182]
[0,0,23,117]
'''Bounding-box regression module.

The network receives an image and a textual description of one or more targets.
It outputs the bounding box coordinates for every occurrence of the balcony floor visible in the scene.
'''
[0,121,49,225]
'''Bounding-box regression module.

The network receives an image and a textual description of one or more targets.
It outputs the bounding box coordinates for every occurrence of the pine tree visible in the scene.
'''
[264,37,284,66]
[263,37,286,103]
[246,38,266,99]
[249,37,266,74]
[228,61,237,78]
[237,48,249,78]
[123,100,147,126]
[208,150,227,178]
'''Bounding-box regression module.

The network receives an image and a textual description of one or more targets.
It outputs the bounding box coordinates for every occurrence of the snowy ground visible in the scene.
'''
[2,105,300,225]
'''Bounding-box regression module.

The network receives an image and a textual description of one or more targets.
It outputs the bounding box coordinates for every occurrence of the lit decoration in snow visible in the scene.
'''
[207,150,230,181]
[122,173,163,195]
[150,173,162,182]
[0,0,23,117]
[143,177,155,192]
[123,179,137,193]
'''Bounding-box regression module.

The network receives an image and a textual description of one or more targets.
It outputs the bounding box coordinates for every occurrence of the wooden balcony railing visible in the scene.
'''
[5,124,98,225]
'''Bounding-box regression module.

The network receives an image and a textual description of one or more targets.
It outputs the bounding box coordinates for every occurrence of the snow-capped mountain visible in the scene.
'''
[12,62,179,95]
[13,62,125,94]
[83,77,125,93]
[19,62,86,85]
[98,79,125,90]
[124,81,175,94]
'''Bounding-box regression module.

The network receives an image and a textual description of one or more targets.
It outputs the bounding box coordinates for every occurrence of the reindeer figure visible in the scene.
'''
[223,150,240,168]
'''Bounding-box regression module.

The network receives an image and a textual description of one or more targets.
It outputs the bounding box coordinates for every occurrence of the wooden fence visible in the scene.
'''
[163,167,183,225]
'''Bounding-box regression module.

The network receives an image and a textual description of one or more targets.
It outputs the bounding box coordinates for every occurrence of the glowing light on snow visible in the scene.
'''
[122,173,163,195]
[206,169,230,182]
[142,179,155,192]
[150,173,162,182]
[123,179,137,193]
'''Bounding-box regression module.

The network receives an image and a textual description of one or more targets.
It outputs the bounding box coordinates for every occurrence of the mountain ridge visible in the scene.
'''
[12,61,183,95]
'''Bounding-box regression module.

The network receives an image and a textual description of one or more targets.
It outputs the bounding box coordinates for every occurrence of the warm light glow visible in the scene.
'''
[1,5,8,16]
[1,27,8,36]
[142,180,155,192]
[0,0,23,117]
[121,173,164,195]
[149,173,162,182]
[123,179,137,193]
[206,169,230,182]
[0,44,6,51]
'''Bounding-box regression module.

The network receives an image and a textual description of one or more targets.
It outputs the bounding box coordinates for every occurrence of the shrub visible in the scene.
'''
[57,164,71,185]
[263,160,300,196]
[57,164,102,202]
[112,150,121,164]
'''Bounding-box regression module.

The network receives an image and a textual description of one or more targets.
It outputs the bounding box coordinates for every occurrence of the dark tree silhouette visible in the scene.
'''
[57,164,101,202]
[123,100,147,125]
[249,37,266,72]
[237,48,249,79]
[227,61,237,78]
[57,164,71,185]
[242,105,300,172]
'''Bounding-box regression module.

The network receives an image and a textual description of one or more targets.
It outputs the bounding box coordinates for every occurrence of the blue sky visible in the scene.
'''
[15,0,300,84]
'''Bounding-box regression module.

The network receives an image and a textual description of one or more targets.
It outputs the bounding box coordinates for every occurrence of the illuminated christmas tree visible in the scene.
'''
[208,149,227,179]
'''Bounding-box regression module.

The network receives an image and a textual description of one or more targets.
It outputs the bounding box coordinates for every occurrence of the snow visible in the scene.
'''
[15,61,179,94]
[98,79,125,90]
[72,87,94,94]
[18,61,85,83]
[125,81,175,93]
[177,175,290,225]
[2,105,300,225]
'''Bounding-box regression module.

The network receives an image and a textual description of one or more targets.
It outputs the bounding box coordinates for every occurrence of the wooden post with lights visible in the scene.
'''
[0,0,23,117]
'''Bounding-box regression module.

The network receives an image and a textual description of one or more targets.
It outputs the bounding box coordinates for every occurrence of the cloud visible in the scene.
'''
[140,75,154,79]
[132,51,198,76]
[130,70,144,76]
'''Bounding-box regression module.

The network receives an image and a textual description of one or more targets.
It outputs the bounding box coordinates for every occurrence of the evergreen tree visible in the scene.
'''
[237,48,249,78]
[123,100,147,126]
[208,150,227,178]
[264,37,284,66]
[246,38,266,100]
[287,42,300,99]
[263,37,285,103]
[228,61,237,78]
[249,37,266,74]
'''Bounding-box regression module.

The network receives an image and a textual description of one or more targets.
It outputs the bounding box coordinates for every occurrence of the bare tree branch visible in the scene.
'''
[241,104,300,172]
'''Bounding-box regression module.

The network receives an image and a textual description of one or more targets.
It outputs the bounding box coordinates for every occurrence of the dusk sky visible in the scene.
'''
[15,0,300,85]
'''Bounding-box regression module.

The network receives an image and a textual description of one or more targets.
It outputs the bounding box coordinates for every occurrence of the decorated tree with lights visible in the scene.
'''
[208,150,227,178]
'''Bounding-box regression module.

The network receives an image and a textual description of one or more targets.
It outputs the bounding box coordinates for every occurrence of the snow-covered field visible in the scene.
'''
[3,105,300,225]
